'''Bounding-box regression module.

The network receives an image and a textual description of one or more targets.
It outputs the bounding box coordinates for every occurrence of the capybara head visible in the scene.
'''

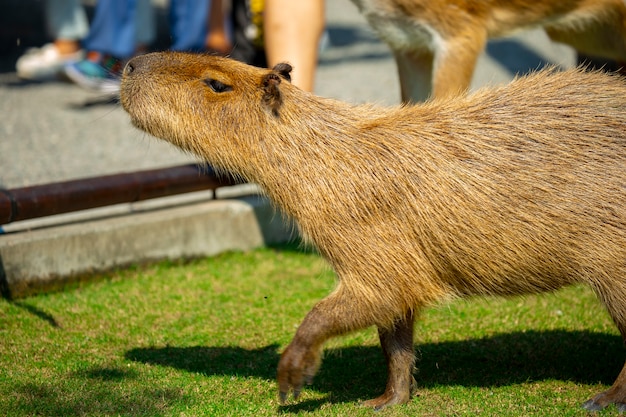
[121,52,296,164]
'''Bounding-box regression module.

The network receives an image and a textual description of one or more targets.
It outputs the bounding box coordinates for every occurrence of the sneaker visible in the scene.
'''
[64,52,123,94]
[16,43,84,81]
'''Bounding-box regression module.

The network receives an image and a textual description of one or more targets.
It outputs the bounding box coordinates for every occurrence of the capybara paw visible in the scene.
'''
[581,399,604,412]
[361,390,412,410]
[582,389,626,412]
[277,343,321,403]
[361,375,416,410]
[583,400,626,413]
[581,398,626,412]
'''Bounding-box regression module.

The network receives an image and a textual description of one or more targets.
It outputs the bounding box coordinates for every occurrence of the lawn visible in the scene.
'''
[0,243,624,416]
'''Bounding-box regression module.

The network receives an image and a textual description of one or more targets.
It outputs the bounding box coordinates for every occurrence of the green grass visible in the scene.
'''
[0,243,624,416]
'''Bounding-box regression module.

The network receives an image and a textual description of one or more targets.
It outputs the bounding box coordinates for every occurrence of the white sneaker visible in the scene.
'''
[16,43,84,81]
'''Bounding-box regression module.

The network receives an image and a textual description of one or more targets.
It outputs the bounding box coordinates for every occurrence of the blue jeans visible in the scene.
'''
[169,0,210,52]
[84,0,210,59]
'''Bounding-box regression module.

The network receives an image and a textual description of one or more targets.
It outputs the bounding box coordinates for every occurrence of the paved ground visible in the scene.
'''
[0,0,576,190]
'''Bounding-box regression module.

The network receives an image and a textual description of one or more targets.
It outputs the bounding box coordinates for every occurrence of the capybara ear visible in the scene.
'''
[261,72,283,117]
[273,62,292,82]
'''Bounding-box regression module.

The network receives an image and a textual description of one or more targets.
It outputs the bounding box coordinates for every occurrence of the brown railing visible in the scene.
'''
[0,164,241,225]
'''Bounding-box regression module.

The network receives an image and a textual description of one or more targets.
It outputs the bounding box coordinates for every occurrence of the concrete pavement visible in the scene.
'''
[0,0,577,298]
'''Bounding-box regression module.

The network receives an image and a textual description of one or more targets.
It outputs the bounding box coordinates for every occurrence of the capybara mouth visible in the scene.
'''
[120,60,156,134]
[119,65,140,119]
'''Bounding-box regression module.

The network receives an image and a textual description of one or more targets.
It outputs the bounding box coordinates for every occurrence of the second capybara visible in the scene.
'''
[120,52,626,411]
[351,0,626,101]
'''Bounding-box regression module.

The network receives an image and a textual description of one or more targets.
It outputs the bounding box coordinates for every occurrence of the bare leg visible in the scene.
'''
[264,0,325,92]
[205,0,232,55]
[53,39,82,55]
[362,310,417,410]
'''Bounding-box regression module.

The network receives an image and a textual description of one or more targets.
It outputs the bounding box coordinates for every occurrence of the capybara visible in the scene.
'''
[120,52,626,411]
[350,0,626,101]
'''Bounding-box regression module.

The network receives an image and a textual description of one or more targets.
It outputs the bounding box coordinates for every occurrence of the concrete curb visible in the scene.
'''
[0,194,296,299]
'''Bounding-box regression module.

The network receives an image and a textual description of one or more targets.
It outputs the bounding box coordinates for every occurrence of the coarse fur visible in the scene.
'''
[120,52,626,411]
[350,0,626,101]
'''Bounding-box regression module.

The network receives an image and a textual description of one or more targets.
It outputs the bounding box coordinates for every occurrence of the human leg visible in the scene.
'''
[16,0,87,80]
[169,0,210,52]
[263,0,324,92]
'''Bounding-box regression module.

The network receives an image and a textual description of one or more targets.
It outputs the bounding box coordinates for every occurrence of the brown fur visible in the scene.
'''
[120,52,626,410]
[350,0,626,101]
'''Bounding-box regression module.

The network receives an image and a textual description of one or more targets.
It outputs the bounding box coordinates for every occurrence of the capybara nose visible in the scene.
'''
[123,53,157,78]
[123,60,136,77]
[123,56,145,78]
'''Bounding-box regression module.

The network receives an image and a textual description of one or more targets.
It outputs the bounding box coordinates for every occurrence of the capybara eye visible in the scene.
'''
[204,78,233,93]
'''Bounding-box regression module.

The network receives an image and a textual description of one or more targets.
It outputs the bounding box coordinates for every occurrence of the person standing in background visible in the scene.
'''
[65,0,220,94]
[16,0,89,81]
[64,0,157,94]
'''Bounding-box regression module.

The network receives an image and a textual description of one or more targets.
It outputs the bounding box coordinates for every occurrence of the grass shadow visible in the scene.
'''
[125,329,624,409]
[6,365,186,416]
[126,344,281,380]
[10,301,60,328]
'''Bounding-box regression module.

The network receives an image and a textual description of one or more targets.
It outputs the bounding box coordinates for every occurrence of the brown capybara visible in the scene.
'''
[120,52,626,411]
[351,0,626,101]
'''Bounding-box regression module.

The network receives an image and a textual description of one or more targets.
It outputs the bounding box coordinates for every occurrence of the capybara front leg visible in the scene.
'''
[583,362,626,412]
[277,310,326,403]
[362,310,416,410]
[277,287,377,403]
